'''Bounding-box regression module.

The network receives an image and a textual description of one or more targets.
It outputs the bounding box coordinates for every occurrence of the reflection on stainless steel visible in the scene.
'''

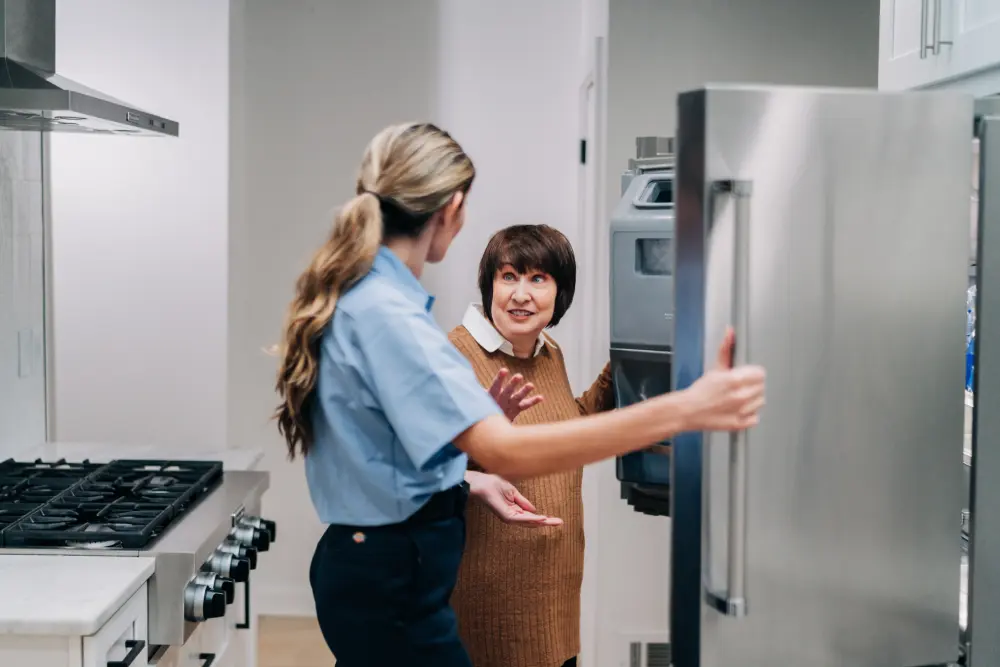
[673,85,970,667]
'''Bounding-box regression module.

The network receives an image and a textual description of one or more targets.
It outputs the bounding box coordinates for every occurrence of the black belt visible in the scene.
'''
[405,482,469,525]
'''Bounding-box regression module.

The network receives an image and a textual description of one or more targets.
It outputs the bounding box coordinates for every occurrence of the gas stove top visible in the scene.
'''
[0,458,223,550]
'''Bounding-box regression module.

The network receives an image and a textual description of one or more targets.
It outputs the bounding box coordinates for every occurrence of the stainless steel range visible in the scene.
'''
[0,458,274,647]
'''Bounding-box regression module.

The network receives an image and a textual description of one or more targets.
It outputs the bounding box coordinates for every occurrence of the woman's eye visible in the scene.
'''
[502,273,516,281]
[531,275,546,283]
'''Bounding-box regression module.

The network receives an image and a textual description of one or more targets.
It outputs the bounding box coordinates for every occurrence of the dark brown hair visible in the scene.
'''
[477,224,576,327]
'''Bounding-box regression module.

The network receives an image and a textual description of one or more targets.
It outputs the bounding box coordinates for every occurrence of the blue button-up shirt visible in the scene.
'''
[304,246,502,526]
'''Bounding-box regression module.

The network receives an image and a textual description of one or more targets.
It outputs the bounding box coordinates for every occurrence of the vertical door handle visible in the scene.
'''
[921,0,931,59]
[236,579,251,629]
[704,179,752,618]
[933,0,952,54]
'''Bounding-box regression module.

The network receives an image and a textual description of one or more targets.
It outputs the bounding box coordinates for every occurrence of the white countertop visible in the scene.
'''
[0,555,155,635]
[13,441,264,472]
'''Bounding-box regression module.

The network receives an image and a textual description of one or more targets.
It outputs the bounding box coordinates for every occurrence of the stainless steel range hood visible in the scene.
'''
[0,0,178,137]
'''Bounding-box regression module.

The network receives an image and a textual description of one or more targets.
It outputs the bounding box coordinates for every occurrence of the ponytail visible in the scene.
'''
[274,193,381,458]
[272,121,476,460]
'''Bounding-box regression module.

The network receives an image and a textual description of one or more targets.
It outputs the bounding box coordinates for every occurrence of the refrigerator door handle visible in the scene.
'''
[921,0,931,59]
[704,179,752,618]
[932,0,952,54]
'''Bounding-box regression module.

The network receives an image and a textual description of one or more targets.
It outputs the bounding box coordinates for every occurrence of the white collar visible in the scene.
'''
[461,303,555,358]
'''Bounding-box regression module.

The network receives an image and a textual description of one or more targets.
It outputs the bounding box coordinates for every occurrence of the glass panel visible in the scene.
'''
[635,237,672,276]
[0,132,46,455]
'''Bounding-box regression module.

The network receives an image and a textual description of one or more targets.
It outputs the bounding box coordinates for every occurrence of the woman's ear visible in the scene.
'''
[440,191,466,232]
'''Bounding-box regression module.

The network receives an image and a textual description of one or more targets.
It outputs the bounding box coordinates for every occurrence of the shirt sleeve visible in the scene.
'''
[350,300,503,471]
[576,361,615,415]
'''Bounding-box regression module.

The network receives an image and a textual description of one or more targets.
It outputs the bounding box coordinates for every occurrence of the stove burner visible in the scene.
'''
[64,539,122,550]
[0,459,223,550]
[147,475,178,488]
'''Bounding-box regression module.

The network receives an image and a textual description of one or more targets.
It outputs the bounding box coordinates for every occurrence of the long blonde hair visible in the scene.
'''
[274,122,475,459]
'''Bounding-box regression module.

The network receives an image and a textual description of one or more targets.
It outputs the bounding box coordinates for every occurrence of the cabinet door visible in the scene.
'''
[220,583,252,667]
[0,636,81,667]
[210,640,245,667]
[879,0,950,89]
[944,0,1000,77]
[82,585,149,667]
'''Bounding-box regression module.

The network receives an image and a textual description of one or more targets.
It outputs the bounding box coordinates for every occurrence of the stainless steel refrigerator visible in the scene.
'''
[670,85,977,667]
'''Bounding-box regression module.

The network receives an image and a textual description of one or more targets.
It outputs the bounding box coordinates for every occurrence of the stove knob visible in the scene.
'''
[239,516,277,543]
[193,572,236,605]
[183,582,227,622]
[204,550,251,583]
[230,523,271,552]
[219,540,258,569]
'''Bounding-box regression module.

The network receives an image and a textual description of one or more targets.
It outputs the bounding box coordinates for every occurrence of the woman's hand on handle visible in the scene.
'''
[454,326,766,479]
[683,327,766,432]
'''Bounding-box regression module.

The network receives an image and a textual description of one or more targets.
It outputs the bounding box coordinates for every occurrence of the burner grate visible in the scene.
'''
[0,459,223,549]
[0,459,104,504]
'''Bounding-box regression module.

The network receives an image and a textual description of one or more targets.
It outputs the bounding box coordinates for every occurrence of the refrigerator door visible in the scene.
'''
[966,97,1000,667]
[672,85,971,667]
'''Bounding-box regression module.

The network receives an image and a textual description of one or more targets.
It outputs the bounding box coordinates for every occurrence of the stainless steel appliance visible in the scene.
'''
[0,0,179,136]
[611,136,676,517]
[964,96,1000,667]
[669,85,971,667]
[0,458,273,647]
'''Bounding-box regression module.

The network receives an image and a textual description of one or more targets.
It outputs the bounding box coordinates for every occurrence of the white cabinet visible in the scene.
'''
[880,0,1000,90]
[946,0,1000,78]
[0,584,148,667]
[879,0,946,90]
[82,585,148,667]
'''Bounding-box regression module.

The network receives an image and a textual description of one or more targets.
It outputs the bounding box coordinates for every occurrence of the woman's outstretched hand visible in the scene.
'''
[466,471,563,527]
[684,327,766,432]
[488,368,544,422]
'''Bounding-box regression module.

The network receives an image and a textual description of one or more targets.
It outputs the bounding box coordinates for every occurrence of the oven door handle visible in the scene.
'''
[236,579,251,629]
[107,639,145,667]
[198,653,216,667]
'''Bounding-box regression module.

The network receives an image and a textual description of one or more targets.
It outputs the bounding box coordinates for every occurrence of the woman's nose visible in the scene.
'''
[512,283,531,302]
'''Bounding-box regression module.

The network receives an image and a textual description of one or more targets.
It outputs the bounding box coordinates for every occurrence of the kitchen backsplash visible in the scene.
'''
[0,132,46,457]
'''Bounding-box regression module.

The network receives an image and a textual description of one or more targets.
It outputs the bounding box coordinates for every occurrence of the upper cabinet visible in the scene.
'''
[880,0,1000,90]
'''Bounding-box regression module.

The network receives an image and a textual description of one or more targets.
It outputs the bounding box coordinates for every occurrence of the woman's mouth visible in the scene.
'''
[507,309,535,320]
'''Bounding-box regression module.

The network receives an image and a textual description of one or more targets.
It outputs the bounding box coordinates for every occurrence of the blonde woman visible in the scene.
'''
[273,122,766,666]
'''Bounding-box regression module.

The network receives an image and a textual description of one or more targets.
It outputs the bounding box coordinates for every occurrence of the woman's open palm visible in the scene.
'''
[488,367,544,421]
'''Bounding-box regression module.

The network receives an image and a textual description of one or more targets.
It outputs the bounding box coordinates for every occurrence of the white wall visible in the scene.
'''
[421,1,582,332]
[50,0,232,448]
[231,0,585,618]
[585,1,879,663]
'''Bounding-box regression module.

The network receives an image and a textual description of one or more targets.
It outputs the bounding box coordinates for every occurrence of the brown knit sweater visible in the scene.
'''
[449,324,613,667]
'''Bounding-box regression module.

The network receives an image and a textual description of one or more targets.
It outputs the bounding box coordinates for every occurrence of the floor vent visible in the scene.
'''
[628,640,671,667]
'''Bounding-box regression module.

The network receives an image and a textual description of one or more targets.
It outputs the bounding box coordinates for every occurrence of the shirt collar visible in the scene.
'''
[371,246,435,312]
[461,303,553,358]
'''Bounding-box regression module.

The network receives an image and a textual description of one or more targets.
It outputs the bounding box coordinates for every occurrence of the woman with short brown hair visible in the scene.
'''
[449,224,612,667]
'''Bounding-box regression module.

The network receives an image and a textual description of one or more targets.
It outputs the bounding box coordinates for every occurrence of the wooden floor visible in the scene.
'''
[259,615,335,666]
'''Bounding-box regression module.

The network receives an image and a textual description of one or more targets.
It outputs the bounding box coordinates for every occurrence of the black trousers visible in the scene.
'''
[310,484,471,667]
[562,658,578,667]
